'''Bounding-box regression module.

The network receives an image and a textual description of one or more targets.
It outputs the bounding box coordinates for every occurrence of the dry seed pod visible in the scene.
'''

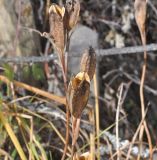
[134,0,147,34]
[67,72,90,118]
[64,0,80,31]
[80,47,96,80]
[49,4,66,54]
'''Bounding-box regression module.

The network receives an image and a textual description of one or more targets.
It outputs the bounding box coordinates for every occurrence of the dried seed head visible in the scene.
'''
[64,0,80,31]
[80,47,96,80]
[134,0,147,34]
[49,4,66,54]
[67,72,90,118]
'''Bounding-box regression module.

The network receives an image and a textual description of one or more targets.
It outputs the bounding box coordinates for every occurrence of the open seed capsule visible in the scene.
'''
[49,4,66,54]
[67,72,90,118]
[64,0,80,31]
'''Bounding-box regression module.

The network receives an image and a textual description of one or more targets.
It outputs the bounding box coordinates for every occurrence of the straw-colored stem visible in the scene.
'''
[94,73,100,159]
[89,108,95,160]
[138,30,152,160]
[0,75,66,105]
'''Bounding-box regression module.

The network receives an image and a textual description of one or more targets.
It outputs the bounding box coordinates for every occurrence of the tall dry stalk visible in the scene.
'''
[67,47,96,159]
[48,1,82,159]
[134,0,152,159]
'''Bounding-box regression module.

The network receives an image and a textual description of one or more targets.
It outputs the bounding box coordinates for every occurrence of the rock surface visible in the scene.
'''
[68,24,98,74]
[0,0,40,58]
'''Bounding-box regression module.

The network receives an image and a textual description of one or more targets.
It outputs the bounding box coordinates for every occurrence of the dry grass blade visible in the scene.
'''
[93,73,100,160]
[18,106,71,152]
[126,108,148,160]
[0,75,66,105]
[0,111,27,160]
[0,148,13,160]
[89,108,95,160]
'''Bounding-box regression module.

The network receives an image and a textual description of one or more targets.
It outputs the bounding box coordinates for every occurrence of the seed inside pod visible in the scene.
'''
[80,47,96,81]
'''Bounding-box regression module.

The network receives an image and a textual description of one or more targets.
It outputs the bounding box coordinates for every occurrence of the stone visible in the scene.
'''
[0,0,40,58]
[68,24,98,74]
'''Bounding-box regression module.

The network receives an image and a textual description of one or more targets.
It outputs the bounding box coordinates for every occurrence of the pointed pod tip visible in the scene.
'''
[88,46,95,55]
[75,72,90,83]
[49,4,65,18]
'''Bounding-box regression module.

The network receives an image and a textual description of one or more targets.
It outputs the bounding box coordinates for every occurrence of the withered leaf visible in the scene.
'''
[80,47,96,81]
[134,0,147,35]
[49,4,66,55]
[67,72,90,118]
[64,0,80,31]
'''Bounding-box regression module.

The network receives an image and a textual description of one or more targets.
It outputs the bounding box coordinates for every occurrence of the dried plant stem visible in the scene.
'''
[61,33,71,160]
[65,32,70,77]
[89,108,95,160]
[61,99,70,160]
[0,75,66,104]
[44,0,50,28]
[116,84,124,160]
[62,32,72,160]
[71,118,81,159]
[126,108,148,160]
[94,73,100,159]
[138,31,152,160]
[0,112,27,160]
[58,53,70,160]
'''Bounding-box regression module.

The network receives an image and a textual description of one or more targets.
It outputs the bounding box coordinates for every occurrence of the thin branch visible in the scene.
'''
[0,43,157,63]
[98,43,157,56]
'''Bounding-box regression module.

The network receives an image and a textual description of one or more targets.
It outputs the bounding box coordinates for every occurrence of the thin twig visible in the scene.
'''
[138,15,153,160]
[147,0,157,16]
[1,43,157,63]
[61,30,71,160]
[126,108,148,160]
[116,84,124,160]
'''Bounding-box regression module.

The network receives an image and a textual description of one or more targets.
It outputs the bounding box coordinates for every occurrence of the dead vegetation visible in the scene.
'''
[0,0,157,160]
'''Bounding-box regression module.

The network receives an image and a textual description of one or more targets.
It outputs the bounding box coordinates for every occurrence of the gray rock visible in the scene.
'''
[68,24,98,74]
[0,0,40,58]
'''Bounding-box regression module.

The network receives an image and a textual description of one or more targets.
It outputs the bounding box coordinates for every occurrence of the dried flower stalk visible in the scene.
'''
[134,0,153,159]
[67,72,90,158]
[67,48,96,158]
